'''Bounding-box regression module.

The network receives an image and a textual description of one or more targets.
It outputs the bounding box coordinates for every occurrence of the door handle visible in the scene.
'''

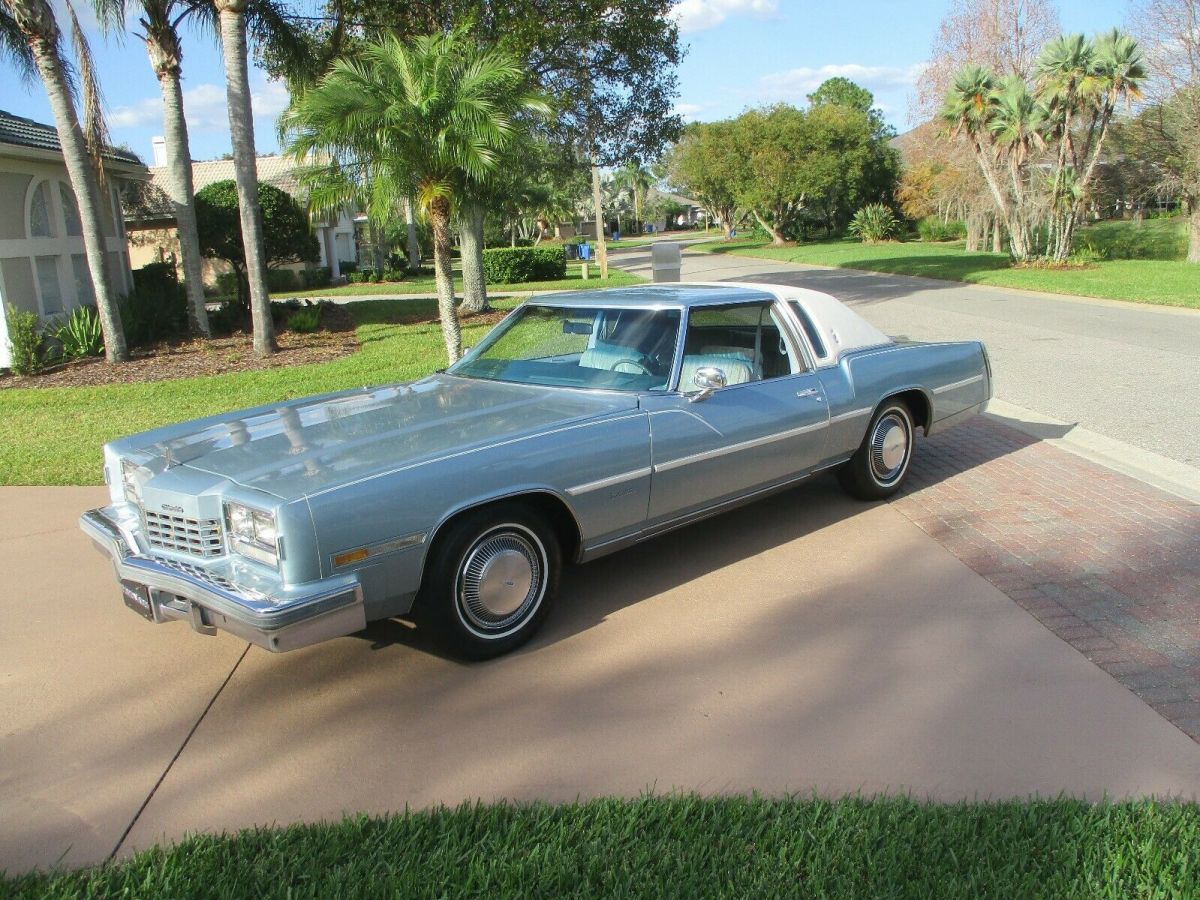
[795,388,821,399]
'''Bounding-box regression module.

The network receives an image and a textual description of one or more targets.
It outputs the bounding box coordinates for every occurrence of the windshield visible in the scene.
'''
[449,305,682,391]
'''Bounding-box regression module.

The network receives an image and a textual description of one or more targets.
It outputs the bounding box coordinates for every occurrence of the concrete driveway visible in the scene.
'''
[4,476,1200,873]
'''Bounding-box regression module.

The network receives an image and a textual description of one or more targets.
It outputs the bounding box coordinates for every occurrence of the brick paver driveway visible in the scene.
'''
[896,417,1200,740]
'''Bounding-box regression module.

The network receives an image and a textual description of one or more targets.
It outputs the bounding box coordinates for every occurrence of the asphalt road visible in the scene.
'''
[611,243,1200,469]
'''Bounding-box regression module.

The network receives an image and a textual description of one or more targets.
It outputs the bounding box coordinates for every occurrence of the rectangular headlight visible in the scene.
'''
[224,501,279,567]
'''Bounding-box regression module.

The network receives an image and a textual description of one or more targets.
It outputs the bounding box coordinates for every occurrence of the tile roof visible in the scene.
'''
[125,154,311,225]
[0,108,144,165]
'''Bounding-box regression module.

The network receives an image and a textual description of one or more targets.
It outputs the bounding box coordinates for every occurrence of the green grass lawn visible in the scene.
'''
[695,218,1198,309]
[275,262,643,299]
[5,795,1198,897]
[0,297,531,486]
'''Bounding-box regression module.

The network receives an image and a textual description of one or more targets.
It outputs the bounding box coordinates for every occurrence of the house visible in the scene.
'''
[0,109,145,368]
[124,142,360,286]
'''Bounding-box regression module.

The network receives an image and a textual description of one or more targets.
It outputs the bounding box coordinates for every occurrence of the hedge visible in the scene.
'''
[481,246,565,284]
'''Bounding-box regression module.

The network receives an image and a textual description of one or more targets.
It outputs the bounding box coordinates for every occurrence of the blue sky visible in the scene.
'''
[4,0,1130,164]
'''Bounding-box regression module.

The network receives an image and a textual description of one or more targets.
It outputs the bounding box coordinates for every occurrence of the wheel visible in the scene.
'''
[419,502,561,660]
[837,401,915,500]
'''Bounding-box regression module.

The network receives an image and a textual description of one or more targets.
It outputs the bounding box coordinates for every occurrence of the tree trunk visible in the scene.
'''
[22,14,128,362]
[992,219,1002,254]
[1189,200,1200,264]
[459,200,488,314]
[153,55,210,337]
[965,216,980,252]
[217,0,275,356]
[404,196,420,268]
[752,209,785,245]
[429,196,461,364]
[368,218,385,274]
[590,163,608,279]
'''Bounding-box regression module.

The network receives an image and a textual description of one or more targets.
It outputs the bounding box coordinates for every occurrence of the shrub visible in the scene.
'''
[124,264,188,345]
[286,301,325,333]
[917,218,966,242]
[338,260,357,275]
[481,246,566,284]
[207,300,245,335]
[848,204,901,243]
[300,266,332,289]
[381,269,405,282]
[270,298,302,328]
[53,305,104,359]
[266,269,299,293]
[215,271,241,298]
[5,304,45,375]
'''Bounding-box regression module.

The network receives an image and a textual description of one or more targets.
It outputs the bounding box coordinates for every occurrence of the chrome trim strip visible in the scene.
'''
[829,406,872,424]
[932,373,985,395]
[332,531,427,569]
[565,467,653,497]
[653,421,827,473]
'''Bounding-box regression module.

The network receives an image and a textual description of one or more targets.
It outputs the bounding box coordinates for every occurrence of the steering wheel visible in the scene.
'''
[611,358,651,375]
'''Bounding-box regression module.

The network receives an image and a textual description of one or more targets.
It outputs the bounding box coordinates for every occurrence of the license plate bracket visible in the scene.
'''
[121,580,155,621]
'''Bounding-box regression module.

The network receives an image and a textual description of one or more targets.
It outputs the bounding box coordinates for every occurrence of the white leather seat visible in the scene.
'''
[679,354,753,392]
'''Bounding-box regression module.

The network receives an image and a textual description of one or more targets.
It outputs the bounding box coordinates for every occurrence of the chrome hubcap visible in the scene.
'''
[870,413,910,484]
[458,528,543,634]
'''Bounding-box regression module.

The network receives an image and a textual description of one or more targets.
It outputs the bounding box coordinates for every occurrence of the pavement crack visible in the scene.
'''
[107,643,251,862]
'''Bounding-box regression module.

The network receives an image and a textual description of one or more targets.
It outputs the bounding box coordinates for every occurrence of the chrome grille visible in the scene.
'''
[143,510,223,558]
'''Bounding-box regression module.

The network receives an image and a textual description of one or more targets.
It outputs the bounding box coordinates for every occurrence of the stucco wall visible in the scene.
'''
[0,173,32,240]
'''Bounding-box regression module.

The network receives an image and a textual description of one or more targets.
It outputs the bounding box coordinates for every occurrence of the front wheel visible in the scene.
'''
[837,402,915,501]
[419,503,561,660]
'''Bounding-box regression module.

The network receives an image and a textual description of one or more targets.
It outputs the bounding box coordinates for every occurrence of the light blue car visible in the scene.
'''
[81,283,991,659]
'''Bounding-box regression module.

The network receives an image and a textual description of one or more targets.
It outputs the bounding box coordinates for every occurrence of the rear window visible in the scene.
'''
[789,301,827,359]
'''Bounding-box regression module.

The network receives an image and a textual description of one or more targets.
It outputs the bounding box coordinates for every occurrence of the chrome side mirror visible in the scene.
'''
[689,366,727,403]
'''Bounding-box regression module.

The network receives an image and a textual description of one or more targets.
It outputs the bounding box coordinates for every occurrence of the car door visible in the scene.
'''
[641,300,830,523]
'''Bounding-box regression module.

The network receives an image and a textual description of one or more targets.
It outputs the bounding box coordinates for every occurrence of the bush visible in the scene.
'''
[481,247,566,284]
[381,269,405,282]
[215,271,241,298]
[917,218,966,242]
[53,305,104,359]
[124,264,188,345]
[207,300,245,335]
[300,267,332,289]
[338,260,358,274]
[848,204,901,243]
[266,269,299,293]
[270,298,302,328]
[5,304,45,375]
[286,301,325,333]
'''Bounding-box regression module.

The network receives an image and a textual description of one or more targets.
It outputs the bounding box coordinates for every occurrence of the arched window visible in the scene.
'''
[60,182,82,236]
[29,180,55,238]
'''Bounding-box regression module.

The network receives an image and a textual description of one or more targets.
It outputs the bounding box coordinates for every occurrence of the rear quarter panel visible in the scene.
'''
[819,341,990,459]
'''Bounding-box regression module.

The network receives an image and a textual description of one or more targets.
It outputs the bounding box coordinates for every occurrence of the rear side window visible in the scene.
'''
[788,301,827,360]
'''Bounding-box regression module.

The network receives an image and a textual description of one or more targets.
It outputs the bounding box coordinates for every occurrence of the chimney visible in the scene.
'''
[151,136,167,167]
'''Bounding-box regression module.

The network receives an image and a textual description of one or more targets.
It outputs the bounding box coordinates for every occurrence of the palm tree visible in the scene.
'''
[2,0,129,361]
[213,0,275,356]
[283,31,549,364]
[1035,30,1144,259]
[612,161,654,233]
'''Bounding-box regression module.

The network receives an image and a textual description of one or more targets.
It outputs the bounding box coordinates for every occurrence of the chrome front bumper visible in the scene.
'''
[80,507,366,652]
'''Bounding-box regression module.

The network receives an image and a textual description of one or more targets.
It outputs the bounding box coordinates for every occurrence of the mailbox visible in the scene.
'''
[650,241,681,283]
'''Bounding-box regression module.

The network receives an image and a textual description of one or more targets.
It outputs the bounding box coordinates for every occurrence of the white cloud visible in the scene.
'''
[755,63,926,103]
[671,0,778,34]
[108,78,291,135]
[673,102,707,122]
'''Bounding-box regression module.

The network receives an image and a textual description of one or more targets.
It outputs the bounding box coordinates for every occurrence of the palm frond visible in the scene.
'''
[0,7,37,82]
[65,0,110,189]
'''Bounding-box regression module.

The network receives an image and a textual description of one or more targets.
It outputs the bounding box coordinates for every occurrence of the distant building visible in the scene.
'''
[123,144,360,286]
[0,109,146,369]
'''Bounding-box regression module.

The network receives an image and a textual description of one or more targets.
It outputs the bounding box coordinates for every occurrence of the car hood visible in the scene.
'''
[145,375,640,501]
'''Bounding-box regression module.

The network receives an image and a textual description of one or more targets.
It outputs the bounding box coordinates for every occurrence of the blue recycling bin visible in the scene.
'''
[578,242,592,261]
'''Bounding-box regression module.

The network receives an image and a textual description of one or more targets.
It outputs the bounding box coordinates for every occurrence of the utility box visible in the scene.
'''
[651,242,681,283]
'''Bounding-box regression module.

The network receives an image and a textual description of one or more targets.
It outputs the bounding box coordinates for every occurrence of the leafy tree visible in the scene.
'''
[1,0,129,361]
[665,121,743,241]
[807,76,893,139]
[283,31,549,364]
[1129,0,1200,262]
[194,180,318,305]
[267,0,682,282]
[612,161,656,232]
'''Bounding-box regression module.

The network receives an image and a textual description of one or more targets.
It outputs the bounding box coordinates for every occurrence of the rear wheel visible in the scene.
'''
[837,401,915,500]
[419,503,560,660]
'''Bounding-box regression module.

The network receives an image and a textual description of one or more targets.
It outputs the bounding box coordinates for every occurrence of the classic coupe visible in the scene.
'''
[82,283,991,659]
